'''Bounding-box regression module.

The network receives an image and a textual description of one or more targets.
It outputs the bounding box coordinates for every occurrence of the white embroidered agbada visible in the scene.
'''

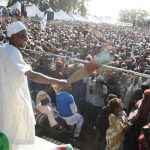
[0,43,36,144]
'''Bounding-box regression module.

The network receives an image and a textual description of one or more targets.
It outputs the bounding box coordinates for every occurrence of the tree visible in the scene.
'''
[8,0,90,15]
[119,9,149,23]
[39,1,49,12]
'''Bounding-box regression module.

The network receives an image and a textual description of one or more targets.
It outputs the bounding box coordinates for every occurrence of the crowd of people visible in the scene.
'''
[0,9,150,150]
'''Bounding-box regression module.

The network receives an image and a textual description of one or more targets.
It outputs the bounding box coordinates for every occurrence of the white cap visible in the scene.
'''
[7,21,27,38]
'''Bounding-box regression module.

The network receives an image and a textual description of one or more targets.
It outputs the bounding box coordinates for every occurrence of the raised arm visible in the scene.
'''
[25,70,67,86]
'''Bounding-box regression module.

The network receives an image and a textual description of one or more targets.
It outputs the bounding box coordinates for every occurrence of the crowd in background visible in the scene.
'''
[0,9,150,150]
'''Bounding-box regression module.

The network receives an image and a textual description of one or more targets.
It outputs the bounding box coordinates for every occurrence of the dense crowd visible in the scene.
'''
[0,9,150,150]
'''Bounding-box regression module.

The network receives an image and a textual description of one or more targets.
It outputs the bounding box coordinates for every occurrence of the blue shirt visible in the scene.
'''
[56,91,74,117]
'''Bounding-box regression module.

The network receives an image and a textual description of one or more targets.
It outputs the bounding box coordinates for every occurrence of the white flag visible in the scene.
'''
[40,13,47,30]
[0,0,9,7]
[131,50,136,61]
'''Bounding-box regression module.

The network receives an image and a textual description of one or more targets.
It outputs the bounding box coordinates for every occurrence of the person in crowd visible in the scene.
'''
[124,76,139,112]
[0,21,67,150]
[91,75,108,126]
[124,89,150,150]
[71,63,86,113]
[49,58,64,79]
[83,70,97,125]
[128,82,150,112]
[94,94,117,150]
[138,123,150,150]
[35,90,59,128]
[107,72,121,98]
[135,89,150,135]
[56,86,84,139]
[119,73,128,99]
[138,70,150,87]
[106,98,138,150]
[132,83,149,102]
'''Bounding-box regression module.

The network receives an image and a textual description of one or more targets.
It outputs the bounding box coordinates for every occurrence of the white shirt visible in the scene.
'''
[84,77,96,103]
[35,92,57,127]
[0,8,3,17]
[61,113,81,126]
[91,84,108,107]
[0,43,36,144]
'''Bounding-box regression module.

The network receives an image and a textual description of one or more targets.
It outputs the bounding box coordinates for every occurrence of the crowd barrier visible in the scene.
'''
[22,48,150,79]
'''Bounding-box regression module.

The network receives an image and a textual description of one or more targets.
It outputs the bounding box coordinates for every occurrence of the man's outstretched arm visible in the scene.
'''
[25,70,67,86]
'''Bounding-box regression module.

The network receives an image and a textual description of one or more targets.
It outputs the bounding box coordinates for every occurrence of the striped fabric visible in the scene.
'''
[35,112,79,150]
[42,136,63,145]
[42,136,79,150]
[35,111,49,127]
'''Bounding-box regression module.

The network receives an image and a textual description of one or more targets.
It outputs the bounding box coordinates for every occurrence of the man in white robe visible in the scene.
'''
[0,21,67,150]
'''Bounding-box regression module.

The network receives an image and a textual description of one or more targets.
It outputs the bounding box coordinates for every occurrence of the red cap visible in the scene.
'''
[56,60,63,66]
[85,60,99,73]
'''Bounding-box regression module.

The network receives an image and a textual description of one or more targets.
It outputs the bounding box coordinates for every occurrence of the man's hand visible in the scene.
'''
[57,79,68,86]
[53,79,69,92]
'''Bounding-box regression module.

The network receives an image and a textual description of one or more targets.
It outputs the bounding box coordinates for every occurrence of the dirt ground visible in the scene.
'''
[70,125,97,150]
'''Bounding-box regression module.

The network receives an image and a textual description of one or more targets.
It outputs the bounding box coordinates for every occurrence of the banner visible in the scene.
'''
[0,0,9,7]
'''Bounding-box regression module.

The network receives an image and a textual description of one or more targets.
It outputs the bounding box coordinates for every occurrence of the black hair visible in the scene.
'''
[108,98,121,114]
[41,99,49,105]
[141,84,149,93]
[106,94,118,103]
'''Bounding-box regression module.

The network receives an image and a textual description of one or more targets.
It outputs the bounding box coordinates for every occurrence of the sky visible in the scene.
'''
[88,0,150,18]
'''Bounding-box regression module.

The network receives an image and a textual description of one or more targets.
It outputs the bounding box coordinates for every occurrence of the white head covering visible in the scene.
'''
[7,21,27,38]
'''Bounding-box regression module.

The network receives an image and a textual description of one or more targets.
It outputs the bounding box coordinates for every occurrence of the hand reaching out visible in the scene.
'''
[52,79,69,93]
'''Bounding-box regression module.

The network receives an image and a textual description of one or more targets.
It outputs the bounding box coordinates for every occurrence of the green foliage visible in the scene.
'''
[119,9,150,23]
[8,0,90,15]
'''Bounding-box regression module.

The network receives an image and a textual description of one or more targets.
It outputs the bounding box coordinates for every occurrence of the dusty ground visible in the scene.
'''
[70,125,97,150]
